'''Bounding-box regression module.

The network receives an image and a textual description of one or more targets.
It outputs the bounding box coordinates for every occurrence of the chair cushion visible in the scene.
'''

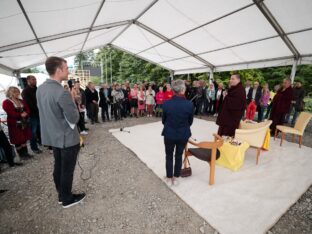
[276,125,302,135]
[188,148,220,162]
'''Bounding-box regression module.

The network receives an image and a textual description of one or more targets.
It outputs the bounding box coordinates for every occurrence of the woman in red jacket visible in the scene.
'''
[2,86,32,159]
[156,86,165,117]
[164,84,173,101]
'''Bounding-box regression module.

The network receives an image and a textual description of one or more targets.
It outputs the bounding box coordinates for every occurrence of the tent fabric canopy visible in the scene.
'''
[0,0,312,75]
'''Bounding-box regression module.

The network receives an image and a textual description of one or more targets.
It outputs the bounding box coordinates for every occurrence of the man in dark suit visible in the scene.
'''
[246,81,262,121]
[21,75,42,154]
[85,82,99,124]
[99,83,110,122]
[162,79,194,186]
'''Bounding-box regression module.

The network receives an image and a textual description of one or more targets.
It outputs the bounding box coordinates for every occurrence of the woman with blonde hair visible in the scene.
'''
[137,85,146,117]
[145,85,155,117]
[2,87,32,159]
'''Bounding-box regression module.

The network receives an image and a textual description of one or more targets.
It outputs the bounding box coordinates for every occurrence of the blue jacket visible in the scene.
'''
[162,95,194,141]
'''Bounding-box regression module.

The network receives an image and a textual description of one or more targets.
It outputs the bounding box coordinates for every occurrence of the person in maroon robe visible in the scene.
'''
[216,74,246,136]
[269,78,294,135]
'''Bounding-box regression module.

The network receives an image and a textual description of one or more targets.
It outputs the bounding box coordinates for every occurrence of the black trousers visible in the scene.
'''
[77,112,86,131]
[122,101,128,118]
[89,103,99,123]
[164,138,188,178]
[101,104,110,121]
[207,100,215,114]
[0,130,14,166]
[112,102,122,120]
[52,144,80,202]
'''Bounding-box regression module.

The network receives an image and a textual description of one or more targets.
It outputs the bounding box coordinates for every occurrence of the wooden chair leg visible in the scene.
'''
[299,135,302,148]
[183,155,189,168]
[280,132,285,146]
[209,162,215,186]
[274,129,278,141]
[256,148,261,165]
[209,149,217,185]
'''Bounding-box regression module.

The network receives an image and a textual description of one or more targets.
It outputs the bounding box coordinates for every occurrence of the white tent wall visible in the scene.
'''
[0,64,14,77]
[0,0,312,76]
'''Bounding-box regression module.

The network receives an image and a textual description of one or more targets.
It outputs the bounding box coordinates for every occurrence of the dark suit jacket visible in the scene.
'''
[247,87,262,106]
[99,88,110,107]
[162,95,194,141]
[85,89,99,104]
[21,85,39,118]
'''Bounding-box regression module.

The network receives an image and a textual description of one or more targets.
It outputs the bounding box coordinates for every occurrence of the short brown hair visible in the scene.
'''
[45,56,67,76]
[26,75,35,80]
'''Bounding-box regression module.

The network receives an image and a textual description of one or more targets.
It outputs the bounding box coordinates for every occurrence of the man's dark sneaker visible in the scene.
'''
[9,162,23,167]
[32,149,43,154]
[62,193,86,208]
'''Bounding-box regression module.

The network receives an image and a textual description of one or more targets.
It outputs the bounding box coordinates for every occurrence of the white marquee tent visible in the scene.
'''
[0,0,312,78]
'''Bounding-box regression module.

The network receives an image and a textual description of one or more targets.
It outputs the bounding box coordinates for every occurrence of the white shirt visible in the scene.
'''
[245,86,251,99]
[216,89,222,100]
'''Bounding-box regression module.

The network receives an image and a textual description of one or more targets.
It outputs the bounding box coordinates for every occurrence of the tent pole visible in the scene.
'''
[15,70,24,89]
[110,52,113,84]
[104,52,108,84]
[101,57,104,84]
[290,60,298,84]
[209,71,214,84]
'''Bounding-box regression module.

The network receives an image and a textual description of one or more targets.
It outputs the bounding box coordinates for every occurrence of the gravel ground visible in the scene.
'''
[0,116,311,234]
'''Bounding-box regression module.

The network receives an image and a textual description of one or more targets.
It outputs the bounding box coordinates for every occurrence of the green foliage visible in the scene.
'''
[74,51,95,70]
[304,98,312,112]
[75,47,312,98]
[90,76,100,85]
[92,47,169,84]
[21,67,41,73]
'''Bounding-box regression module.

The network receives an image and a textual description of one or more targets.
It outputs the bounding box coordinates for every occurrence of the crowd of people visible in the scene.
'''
[66,76,305,133]
[0,72,306,168]
[0,55,307,204]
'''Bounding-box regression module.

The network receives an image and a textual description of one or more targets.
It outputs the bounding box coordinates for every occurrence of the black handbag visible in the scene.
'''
[180,157,192,177]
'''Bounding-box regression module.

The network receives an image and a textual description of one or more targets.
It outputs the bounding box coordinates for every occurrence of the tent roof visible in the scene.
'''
[1,0,312,75]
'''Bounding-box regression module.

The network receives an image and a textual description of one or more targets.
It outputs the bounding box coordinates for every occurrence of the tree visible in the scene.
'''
[74,51,95,70]
[94,47,169,84]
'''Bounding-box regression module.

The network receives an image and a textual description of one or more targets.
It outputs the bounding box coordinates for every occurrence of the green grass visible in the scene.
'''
[304,97,312,112]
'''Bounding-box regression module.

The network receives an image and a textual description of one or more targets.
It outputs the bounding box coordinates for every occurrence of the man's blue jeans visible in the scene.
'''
[30,117,40,151]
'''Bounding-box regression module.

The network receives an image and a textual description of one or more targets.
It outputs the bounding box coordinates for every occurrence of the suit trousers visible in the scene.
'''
[164,138,188,178]
[90,103,99,123]
[52,144,80,202]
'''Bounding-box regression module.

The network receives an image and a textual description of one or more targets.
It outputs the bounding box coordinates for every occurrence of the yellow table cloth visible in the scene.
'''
[216,141,250,171]
[262,129,271,151]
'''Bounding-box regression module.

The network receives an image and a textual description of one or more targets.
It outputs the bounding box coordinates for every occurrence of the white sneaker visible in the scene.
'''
[172,177,179,186]
[80,131,88,135]
[164,177,172,186]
